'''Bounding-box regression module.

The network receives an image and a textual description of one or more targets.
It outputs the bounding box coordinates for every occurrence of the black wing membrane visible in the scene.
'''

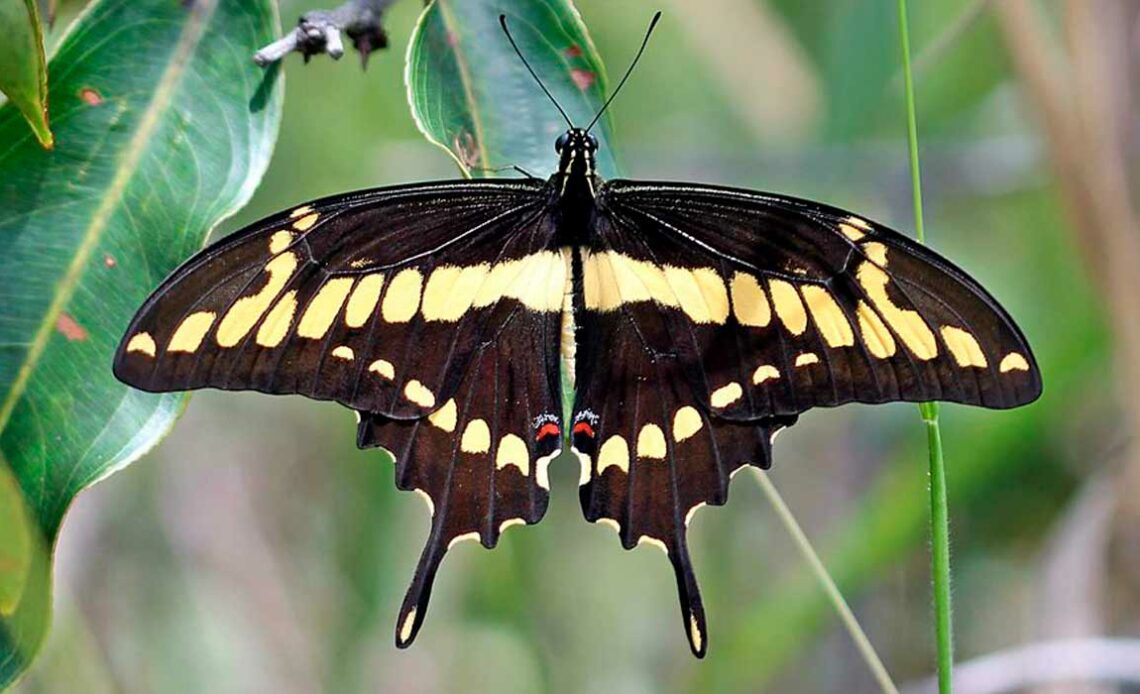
[356,304,562,648]
[114,180,562,419]
[113,179,568,646]
[571,288,797,657]
[593,180,1042,420]
[572,179,1041,655]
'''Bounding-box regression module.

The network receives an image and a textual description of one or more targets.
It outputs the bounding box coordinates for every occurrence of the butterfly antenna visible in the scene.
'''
[500,14,574,129]
[586,11,662,133]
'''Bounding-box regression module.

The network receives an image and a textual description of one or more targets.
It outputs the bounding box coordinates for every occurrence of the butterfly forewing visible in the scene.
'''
[591,180,1042,421]
[114,180,565,419]
[114,179,569,647]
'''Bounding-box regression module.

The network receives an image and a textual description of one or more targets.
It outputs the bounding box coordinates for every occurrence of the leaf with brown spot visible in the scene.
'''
[406,0,618,178]
[54,313,87,341]
[0,0,282,684]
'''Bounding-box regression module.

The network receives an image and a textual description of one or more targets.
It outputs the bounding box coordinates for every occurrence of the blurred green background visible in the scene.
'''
[15,0,1140,691]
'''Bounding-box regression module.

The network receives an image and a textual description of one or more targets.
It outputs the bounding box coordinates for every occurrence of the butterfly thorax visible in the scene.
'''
[552,128,600,243]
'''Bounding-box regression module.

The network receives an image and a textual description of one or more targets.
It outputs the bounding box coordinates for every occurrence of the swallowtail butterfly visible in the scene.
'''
[114,13,1041,657]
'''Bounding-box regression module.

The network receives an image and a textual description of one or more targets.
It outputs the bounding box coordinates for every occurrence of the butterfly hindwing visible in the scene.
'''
[114,180,566,420]
[571,298,796,657]
[591,180,1042,421]
[357,303,562,647]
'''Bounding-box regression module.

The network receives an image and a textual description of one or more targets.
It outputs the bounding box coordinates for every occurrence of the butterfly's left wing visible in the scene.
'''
[571,179,1042,656]
[112,179,568,647]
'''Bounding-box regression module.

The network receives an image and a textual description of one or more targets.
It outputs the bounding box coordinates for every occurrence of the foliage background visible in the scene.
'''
[13,0,1140,691]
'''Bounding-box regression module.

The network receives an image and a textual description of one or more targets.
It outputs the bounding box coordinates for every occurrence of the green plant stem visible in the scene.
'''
[753,471,899,693]
[897,0,953,691]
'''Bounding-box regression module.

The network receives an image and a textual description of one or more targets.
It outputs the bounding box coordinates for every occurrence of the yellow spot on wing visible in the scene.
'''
[368,359,394,379]
[471,251,567,312]
[461,419,491,454]
[289,205,313,219]
[584,251,676,311]
[664,266,728,323]
[685,502,707,527]
[422,264,487,321]
[448,532,480,550]
[637,424,667,460]
[381,268,423,323]
[863,242,889,267]
[769,280,808,335]
[752,364,780,384]
[331,345,354,361]
[940,326,987,368]
[499,518,526,534]
[298,277,354,339]
[636,535,668,555]
[597,435,629,474]
[398,608,417,645]
[536,449,558,490]
[292,213,319,231]
[803,286,854,347]
[1000,352,1030,373]
[414,488,434,517]
[268,230,293,255]
[846,216,872,230]
[168,311,216,353]
[839,223,866,241]
[672,406,703,442]
[403,379,435,408]
[126,332,157,356]
[345,273,384,328]
[693,268,730,323]
[495,434,530,474]
[257,291,298,347]
[428,399,457,432]
[856,262,937,360]
[856,301,896,358]
[598,518,621,533]
[710,382,743,408]
[730,273,771,327]
[216,252,297,347]
[795,352,820,367]
[690,614,704,653]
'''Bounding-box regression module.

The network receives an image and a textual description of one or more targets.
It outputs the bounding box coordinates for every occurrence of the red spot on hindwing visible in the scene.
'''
[536,422,561,441]
[565,44,583,58]
[572,421,595,438]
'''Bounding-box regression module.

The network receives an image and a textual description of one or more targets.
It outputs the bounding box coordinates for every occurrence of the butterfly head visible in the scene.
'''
[556,128,597,180]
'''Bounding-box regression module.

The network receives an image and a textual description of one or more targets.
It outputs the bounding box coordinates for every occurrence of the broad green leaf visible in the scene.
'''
[406,0,619,179]
[0,0,282,685]
[0,0,52,148]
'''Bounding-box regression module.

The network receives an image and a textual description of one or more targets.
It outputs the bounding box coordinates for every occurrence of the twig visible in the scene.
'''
[752,470,899,694]
[253,0,397,68]
[895,1,953,691]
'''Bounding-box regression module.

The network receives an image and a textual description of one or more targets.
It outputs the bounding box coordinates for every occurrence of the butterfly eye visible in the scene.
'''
[586,134,599,151]
[555,132,570,153]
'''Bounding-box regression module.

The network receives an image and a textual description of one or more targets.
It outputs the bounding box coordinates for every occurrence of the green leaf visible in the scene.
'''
[406,0,619,179]
[0,0,52,148]
[0,0,282,685]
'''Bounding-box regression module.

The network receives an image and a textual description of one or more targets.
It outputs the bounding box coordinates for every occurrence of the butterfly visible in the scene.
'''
[113,13,1041,658]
